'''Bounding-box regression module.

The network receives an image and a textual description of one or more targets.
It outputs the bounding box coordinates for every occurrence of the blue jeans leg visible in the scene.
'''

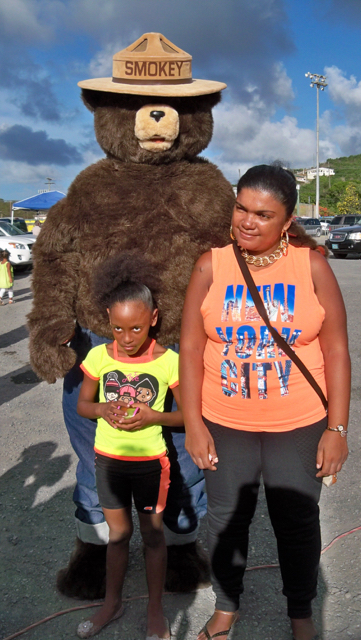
[162,341,207,544]
[162,427,207,544]
[62,327,111,544]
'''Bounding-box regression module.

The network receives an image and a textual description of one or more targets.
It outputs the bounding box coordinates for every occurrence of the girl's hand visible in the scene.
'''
[117,402,160,431]
[185,423,218,471]
[316,429,349,477]
[98,401,127,428]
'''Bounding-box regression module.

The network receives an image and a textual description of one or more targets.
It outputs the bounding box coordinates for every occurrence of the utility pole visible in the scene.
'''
[305,72,328,218]
[45,178,55,191]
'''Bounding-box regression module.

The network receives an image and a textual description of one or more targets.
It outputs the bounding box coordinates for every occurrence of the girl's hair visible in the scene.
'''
[236,163,319,250]
[92,252,161,313]
[0,250,10,261]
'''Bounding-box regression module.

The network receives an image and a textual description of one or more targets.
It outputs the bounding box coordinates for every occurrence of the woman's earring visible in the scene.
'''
[281,229,289,255]
[230,225,236,241]
[281,229,289,245]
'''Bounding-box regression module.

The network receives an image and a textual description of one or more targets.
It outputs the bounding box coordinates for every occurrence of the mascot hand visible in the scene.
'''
[29,320,77,383]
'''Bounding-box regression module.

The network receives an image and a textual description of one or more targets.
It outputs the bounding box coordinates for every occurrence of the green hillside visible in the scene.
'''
[297,154,361,214]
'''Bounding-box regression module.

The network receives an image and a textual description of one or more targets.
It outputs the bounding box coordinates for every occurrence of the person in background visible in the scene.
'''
[0,250,14,304]
[32,220,42,237]
[180,164,350,640]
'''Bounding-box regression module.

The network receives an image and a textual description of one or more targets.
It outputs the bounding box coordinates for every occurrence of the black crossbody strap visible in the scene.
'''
[232,242,328,411]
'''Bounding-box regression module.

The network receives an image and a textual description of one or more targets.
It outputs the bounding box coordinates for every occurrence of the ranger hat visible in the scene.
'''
[78,32,226,97]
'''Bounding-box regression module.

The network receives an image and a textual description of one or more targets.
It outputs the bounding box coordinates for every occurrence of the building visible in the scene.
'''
[305,167,335,180]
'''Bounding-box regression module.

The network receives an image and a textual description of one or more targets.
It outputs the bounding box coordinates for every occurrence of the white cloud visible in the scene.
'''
[210,98,316,183]
[89,41,128,78]
[272,62,295,104]
[0,160,63,186]
[326,65,361,107]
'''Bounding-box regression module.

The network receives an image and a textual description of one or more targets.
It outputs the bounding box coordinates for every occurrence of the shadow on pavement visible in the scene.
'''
[0,441,74,638]
[0,364,42,405]
[0,324,29,349]
[14,287,32,297]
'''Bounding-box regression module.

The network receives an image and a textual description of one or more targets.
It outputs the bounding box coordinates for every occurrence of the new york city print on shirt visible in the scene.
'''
[216,282,301,400]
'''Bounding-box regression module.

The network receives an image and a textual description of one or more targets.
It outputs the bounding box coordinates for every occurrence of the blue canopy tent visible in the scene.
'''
[12,190,66,218]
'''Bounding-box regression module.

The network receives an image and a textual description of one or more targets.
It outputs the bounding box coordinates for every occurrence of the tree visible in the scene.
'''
[337,182,361,215]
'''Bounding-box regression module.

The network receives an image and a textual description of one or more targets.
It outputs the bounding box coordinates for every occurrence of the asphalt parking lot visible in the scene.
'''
[0,255,360,640]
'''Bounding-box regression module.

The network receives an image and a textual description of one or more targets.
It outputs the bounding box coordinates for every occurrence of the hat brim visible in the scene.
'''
[78,77,226,97]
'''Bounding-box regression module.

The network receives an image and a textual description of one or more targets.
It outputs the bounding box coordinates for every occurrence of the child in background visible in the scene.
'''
[76,254,182,640]
[0,250,14,305]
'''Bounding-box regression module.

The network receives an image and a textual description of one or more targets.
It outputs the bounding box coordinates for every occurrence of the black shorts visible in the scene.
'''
[95,453,170,514]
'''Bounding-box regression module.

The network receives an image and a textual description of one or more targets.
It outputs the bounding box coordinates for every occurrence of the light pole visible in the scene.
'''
[296,184,300,217]
[305,72,328,219]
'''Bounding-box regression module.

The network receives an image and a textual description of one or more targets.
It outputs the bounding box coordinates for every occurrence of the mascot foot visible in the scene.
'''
[57,538,107,600]
[165,541,210,592]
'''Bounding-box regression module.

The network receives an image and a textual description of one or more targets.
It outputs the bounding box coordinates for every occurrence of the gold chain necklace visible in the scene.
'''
[239,234,289,268]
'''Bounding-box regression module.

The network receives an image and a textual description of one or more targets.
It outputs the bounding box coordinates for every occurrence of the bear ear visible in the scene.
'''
[81,89,106,113]
[199,91,222,109]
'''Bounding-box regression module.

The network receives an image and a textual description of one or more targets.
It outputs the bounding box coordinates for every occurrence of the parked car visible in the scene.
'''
[328,214,361,233]
[326,224,361,259]
[0,217,30,233]
[297,217,322,237]
[0,220,36,268]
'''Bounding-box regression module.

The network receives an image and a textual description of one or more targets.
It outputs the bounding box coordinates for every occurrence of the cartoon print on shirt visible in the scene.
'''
[102,370,159,407]
[119,385,137,405]
[135,378,157,405]
[104,372,122,402]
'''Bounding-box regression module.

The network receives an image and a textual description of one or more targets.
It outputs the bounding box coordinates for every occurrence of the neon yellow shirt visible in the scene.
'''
[81,341,179,459]
[0,262,13,289]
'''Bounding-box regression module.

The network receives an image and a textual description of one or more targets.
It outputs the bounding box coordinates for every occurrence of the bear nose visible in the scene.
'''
[150,110,166,123]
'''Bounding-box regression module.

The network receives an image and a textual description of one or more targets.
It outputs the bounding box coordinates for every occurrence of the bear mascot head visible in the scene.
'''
[27,32,235,600]
[28,33,234,382]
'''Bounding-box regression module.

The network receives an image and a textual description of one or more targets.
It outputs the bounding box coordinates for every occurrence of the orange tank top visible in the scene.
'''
[201,244,327,431]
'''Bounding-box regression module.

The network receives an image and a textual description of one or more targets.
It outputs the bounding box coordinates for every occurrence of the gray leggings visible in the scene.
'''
[203,417,327,619]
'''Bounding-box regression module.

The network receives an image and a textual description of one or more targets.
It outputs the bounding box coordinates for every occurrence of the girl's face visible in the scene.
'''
[107,300,158,358]
[231,188,292,257]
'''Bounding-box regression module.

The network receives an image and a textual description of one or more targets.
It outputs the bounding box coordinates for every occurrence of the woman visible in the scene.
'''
[179,165,350,640]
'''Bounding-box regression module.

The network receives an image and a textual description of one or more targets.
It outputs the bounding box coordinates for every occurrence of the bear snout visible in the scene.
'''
[135,104,179,152]
[150,110,166,122]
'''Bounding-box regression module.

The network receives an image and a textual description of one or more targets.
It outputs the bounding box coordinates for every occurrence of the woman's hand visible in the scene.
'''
[316,430,349,477]
[185,423,218,471]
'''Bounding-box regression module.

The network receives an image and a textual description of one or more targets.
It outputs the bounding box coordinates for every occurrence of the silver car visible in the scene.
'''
[297,218,322,237]
[0,220,36,268]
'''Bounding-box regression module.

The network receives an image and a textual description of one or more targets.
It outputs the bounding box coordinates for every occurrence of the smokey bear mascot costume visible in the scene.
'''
[28,33,235,599]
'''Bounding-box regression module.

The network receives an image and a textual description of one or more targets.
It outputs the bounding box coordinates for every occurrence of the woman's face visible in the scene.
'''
[231,188,292,257]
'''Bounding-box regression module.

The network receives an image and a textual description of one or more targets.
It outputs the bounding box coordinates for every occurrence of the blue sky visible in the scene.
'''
[1,0,361,201]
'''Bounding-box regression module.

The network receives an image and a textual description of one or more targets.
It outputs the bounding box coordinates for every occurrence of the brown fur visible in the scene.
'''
[56,538,106,600]
[288,221,318,249]
[165,542,210,592]
[28,91,235,383]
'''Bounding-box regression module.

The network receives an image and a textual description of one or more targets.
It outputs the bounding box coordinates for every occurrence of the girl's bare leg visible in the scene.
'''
[138,511,170,639]
[87,506,133,627]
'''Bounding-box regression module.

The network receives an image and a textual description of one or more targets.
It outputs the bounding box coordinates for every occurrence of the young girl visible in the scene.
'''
[76,255,182,640]
[0,250,14,305]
